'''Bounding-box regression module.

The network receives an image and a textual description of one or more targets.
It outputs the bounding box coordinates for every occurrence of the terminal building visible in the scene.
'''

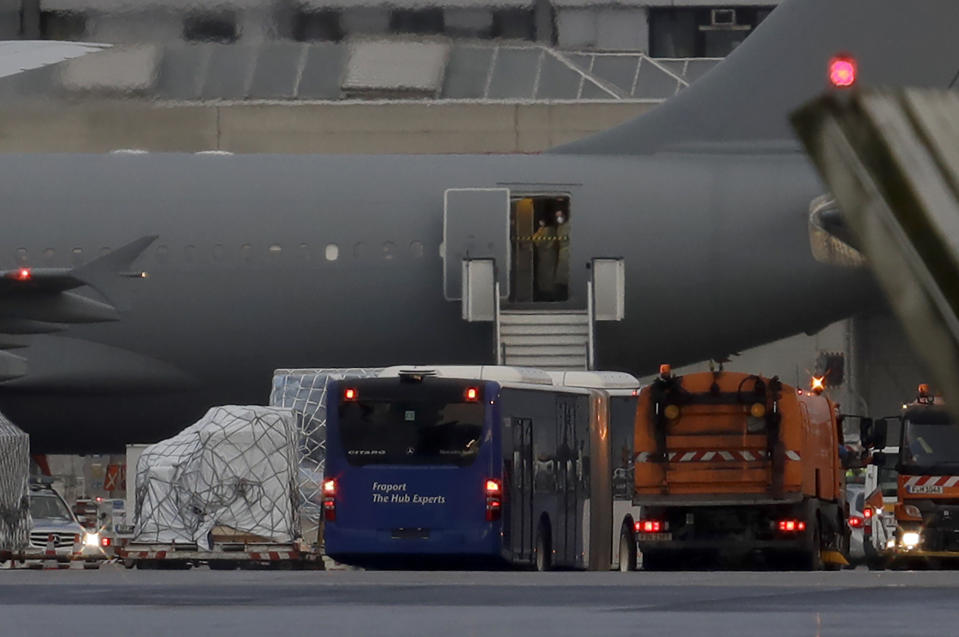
[0,0,930,444]
[7,0,775,56]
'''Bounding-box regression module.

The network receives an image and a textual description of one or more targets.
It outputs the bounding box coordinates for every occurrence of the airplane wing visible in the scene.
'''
[0,40,110,80]
[0,236,156,381]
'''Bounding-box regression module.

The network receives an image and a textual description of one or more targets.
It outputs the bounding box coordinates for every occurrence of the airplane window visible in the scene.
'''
[353,242,366,259]
[42,248,54,263]
[240,244,253,262]
[15,248,27,264]
[269,244,282,256]
[410,241,424,258]
[212,244,225,262]
[155,244,169,264]
[382,242,395,260]
[71,248,84,265]
[299,243,310,261]
[325,244,338,261]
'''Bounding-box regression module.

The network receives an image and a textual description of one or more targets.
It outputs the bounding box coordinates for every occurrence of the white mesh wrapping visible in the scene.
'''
[134,405,297,550]
[270,368,382,525]
[0,414,31,551]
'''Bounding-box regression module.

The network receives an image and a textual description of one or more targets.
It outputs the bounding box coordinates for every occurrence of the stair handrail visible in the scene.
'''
[586,278,595,370]
[494,281,503,364]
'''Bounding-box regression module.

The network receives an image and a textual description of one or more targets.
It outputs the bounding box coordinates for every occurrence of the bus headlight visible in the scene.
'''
[901,531,921,550]
[83,532,100,548]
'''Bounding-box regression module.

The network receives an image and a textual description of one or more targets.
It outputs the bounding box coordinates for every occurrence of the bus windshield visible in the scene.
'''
[338,397,484,467]
[901,409,959,469]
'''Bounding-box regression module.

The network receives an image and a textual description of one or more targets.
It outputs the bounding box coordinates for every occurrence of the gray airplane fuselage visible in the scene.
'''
[0,149,872,451]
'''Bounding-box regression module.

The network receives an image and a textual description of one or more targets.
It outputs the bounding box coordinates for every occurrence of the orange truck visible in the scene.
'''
[633,368,848,569]
[869,386,959,566]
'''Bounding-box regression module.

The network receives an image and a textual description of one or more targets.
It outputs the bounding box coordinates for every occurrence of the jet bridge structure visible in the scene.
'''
[793,88,959,408]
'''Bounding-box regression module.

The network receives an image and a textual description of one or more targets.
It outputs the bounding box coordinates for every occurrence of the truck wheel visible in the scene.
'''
[804,522,824,571]
[534,525,552,572]
[618,528,636,572]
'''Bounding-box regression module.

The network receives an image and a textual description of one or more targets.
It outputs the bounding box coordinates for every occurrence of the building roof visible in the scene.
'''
[0,39,720,102]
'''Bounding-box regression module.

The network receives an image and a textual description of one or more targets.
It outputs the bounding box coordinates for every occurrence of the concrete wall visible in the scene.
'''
[0,100,653,153]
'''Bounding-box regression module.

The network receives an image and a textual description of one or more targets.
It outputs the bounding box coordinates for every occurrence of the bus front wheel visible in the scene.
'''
[535,526,552,572]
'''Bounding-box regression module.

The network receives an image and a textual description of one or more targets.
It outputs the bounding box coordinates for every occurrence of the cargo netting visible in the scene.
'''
[270,368,382,532]
[134,405,298,550]
[0,413,30,552]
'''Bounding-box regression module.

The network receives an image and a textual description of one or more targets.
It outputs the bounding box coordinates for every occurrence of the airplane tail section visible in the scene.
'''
[551,0,959,155]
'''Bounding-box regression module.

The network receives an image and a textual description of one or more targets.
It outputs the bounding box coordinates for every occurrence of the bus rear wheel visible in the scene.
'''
[618,528,636,572]
[534,526,551,572]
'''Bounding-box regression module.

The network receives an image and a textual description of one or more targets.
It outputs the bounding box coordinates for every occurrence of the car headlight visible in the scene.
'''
[902,531,921,549]
[83,532,100,548]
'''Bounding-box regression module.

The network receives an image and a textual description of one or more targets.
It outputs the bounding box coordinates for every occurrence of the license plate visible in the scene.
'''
[642,533,672,542]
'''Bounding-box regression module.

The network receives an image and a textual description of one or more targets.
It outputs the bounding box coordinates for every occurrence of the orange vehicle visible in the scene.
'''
[870,385,959,566]
[633,368,848,569]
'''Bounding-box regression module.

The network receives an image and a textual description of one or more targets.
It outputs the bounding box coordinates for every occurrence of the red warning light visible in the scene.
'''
[465,387,479,402]
[343,387,358,401]
[829,55,857,88]
[16,268,31,281]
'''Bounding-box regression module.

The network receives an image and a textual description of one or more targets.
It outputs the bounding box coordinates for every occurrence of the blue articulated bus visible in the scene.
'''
[323,365,641,570]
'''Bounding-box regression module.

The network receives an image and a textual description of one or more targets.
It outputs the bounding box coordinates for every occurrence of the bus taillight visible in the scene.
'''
[485,478,502,522]
[343,388,358,401]
[465,387,479,402]
[323,478,337,522]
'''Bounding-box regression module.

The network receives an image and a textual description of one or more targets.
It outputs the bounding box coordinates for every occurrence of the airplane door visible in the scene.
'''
[443,188,510,301]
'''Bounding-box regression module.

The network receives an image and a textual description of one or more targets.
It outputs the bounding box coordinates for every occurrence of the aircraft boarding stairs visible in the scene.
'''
[498,310,590,371]
[456,257,624,371]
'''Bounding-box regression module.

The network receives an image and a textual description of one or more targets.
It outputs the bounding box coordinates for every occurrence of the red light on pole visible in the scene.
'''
[16,268,31,281]
[829,55,857,88]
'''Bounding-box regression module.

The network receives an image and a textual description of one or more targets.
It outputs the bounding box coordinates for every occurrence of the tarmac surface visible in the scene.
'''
[1,567,957,636]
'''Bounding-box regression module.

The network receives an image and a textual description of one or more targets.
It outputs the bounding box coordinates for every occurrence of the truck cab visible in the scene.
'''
[876,389,959,565]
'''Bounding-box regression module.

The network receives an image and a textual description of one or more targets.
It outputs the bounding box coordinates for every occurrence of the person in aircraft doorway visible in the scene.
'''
[552,208,570,301]
[532,216,556,301]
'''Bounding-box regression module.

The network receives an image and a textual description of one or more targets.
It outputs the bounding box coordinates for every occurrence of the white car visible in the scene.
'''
[845,483,866,564]
[28,483,105,565]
